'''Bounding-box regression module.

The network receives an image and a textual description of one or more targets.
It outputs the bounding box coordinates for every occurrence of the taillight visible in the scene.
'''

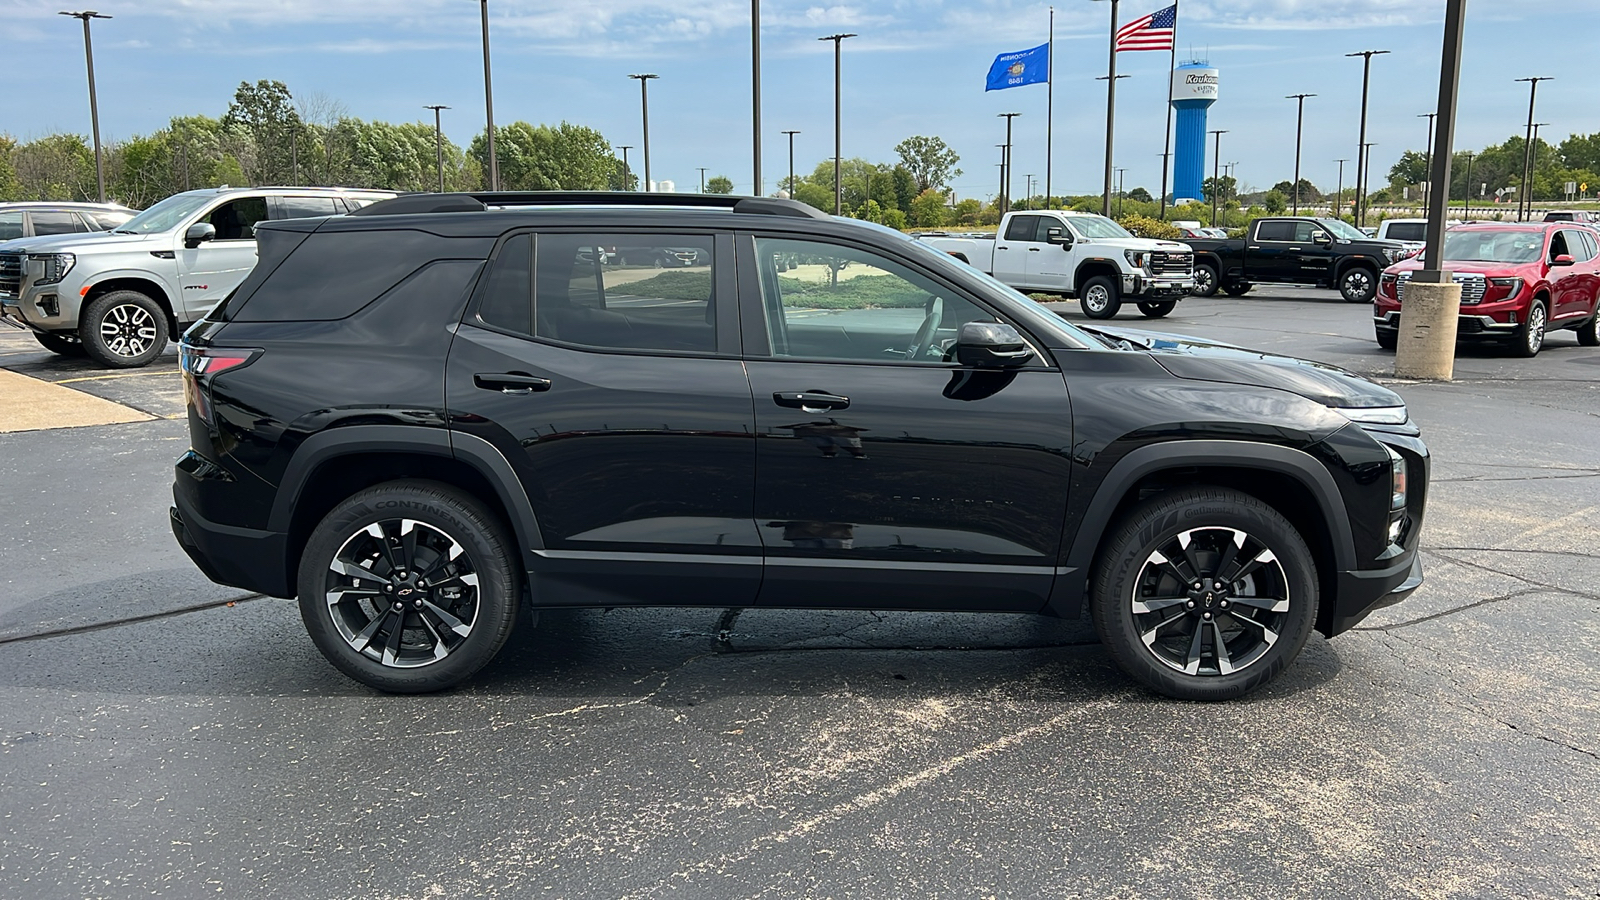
[1481,277,1524,304]
[180,345,259,424]
[1378,273,1399,300]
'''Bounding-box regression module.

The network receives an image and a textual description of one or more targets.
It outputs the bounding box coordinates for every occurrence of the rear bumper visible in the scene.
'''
[171,488,293,598]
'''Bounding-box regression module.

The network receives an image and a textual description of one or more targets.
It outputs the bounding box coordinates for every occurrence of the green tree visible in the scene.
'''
[790,180,834,212]
[894,135,962,193]
[951,197,982,226]
[891,165,917,213]
[908,189,949,228]
[1387,150,1429,187]
[469,121,614,191]
[608,157,637,191]
[1128,186,1153,203]
[1263,189,1287,214]
[1202,175,1237,205]
[221,79,302,184]
[0,136,21,200]
[706,175,734,194]
[11,134,94,200]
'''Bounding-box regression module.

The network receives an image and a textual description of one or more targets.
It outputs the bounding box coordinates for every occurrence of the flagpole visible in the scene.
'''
[1158,1,1178,221]
[1101,0,1119,218]
[1046,6,1054,207]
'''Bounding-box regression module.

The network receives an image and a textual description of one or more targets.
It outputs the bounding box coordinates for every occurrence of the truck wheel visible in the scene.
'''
[1508,300,1546,358]
[34,332,86,357]
[1137,301,1175,318]
[1192,263,1220,298]
[80,290,169,369]
[1090,486,1319,701]
[1375,327,1398,351]
[1338,267,1378,304]
[1080,276,1122,319]
[1223,282,1253,297]
[1578,308,1599,347]
[298,479,520,694]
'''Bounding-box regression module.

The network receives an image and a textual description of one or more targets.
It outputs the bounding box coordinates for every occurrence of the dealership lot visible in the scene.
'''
[1,289,1597,898]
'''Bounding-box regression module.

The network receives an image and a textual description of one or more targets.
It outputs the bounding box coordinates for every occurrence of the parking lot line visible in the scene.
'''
[52,371,180,385]
[0,367,154,432]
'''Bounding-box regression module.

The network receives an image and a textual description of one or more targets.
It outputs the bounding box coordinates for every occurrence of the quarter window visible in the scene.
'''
[753,236,999,364]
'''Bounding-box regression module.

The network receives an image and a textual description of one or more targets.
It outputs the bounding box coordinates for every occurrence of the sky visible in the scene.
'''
[5,0,1594,201]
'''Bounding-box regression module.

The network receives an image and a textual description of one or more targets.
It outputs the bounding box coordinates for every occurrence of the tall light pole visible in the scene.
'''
[60,11,111,203]
[1462,151,1474,217]
[1025,174,1036,205]
[751,0,762,196]
[1114,167,1126,217]
[781,130,800,196]
[1514,77,1553,221]
[1530,123,1549,215]
[478,0,499,191]
[1363,142,1377,223]
[998,112,1021,215]
[697,167,708,193]
[819,33,857,215]
[1094,0,1121,217]
[996,144,1008,215]
[1346,50,1390,228]
[1418,112,1436,209]
[1334,159,1348,219]
[1286,93,1316,215]
[629,74,659,192]
[424,105,450,192]
[1209,130,1227,228]
[616,145,633,191]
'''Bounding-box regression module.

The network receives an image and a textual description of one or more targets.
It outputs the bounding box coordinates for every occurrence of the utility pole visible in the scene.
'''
[998,112,1021,215]
[781,130,800,196]
[1287,93,1315,215]
[1514,77,1552,221]
[1025,174,1036,205]
[1419,112,1437,210]
[697,167,708,193]
[1096,0,1121,217]
[1335,158,1348,219]
[1530,122,1549,215]
[425,105,450,192]
[1347,50,1390,228]
[616,145,633,191]
[1209,129,1227,228]
[1114,167,1126,216]
[478,0,499,190]
[61,10,111,203]
[819,33,857,215]
[629,74,659,192]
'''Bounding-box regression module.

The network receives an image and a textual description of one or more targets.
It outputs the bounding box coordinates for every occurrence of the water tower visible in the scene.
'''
[1171,61,1220,204]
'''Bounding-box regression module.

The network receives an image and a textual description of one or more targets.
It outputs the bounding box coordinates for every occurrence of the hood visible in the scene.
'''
[0,230,154,255]
[1077,236,1191,252]
[1088,325,1404,411]
[1384,256,1532,277]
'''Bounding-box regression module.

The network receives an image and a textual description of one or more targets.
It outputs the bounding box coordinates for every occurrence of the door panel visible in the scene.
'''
[178,197,268,321]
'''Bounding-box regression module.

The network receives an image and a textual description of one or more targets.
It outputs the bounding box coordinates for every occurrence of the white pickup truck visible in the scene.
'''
[915,210,1195,319]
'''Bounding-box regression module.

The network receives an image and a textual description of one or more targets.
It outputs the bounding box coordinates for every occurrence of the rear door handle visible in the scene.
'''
[1028,247,1042,252]
[997,246,1009,251]
[474,372,552,394]
[773,391,850,413]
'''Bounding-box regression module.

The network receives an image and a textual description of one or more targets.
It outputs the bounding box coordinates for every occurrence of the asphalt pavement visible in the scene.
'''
[1,289,1597,900]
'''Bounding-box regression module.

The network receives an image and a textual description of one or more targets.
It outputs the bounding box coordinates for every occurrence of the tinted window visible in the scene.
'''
[88,211,132,230]
[30,211,87,235]
[533,234,716,353]
[1580,231,1600,261]
[476,234,533,335]
[1549,230,1572,261]
[276,197,339,220]
[1033,217,1064,243]
[1255,221,1295,242]
[754,236,998,364]
[1003,215,1040,242]
[1291,221,1321,243]
[208,197,269,241]
[1560,230,1596,262]
[1386,222,1427,242]
[0,212,21,241]
[230,229,463,322]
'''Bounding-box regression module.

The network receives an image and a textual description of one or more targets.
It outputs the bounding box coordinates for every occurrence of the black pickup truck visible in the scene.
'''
[1185,216,1411,303]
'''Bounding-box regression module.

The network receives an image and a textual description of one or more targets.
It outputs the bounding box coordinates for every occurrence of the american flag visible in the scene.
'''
[1115,4,1177,52]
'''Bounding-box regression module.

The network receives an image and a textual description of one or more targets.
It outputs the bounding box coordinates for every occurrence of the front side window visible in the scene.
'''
[207,197,269,241]
[1319,218,1368,241]
[754,236,998,364]
[1065,215,1133,240]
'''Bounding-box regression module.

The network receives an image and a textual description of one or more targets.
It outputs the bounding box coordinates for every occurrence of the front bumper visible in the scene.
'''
[1374,309,1520,337]
[1124,272,1195,298]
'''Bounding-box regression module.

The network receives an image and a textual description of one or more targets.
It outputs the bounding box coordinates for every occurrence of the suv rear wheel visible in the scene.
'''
[1578,307,1599,347]
[298,480,520,693]
[34,332,86,357]
[1192,263,1220,298]
[1339,267,1378,304]
[1091,487,1319,701]
[80,290,168,368]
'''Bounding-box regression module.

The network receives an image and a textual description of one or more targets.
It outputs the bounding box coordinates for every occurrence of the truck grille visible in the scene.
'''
[0,253,21,300]
[1149,251,1192,275]
[1396,271,1486,305]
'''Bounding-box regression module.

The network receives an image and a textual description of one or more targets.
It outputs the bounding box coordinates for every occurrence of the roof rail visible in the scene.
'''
[347,191,830,220]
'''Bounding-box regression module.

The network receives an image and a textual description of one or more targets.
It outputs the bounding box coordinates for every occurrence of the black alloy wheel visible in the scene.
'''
[1509,300,1547,358]
[298,480,520,693]
[1080,275,1123,319]
[1137,301,1176,318]
[1091,487,1318,700]
[34,331,86,357]
[1577,307,1599,347]
[80,290,168,368]
[1339,267,1378,304]
[1191,264,1219,298]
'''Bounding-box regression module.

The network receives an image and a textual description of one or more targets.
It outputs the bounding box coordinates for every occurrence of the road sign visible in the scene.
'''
[1566,181,1578,194]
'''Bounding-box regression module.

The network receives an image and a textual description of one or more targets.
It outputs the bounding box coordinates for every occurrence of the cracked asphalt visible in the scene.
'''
[2,287,1598,899]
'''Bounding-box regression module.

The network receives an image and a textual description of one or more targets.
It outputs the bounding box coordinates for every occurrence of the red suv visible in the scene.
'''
[1375,222,1600,357]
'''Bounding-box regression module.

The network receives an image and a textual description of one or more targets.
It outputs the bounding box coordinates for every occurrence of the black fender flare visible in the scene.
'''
[1333,256,1379,284]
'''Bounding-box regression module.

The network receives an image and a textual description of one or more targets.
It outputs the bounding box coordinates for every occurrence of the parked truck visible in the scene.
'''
[1183,216,1410,303]
[915,211,1195,319]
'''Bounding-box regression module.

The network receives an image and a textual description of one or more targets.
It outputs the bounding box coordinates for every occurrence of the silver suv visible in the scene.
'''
[0,186,395,367]
[0,202,138,241]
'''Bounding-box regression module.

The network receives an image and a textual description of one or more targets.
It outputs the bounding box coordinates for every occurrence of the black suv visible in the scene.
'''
[171,193,1428,700]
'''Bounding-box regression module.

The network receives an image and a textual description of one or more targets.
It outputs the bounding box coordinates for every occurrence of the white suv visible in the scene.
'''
[0,186,395,367]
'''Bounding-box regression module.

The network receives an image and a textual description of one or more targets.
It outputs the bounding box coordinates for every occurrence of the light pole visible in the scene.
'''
[1530,123,1549,215]
[424,105,450,192]
[1334,158,1348,219]
[1287,93,1316,215]
[751,0,762,196]
[478,0,499,191]
[1093,0,1121,217]
[1514,77,1553,221]
[1418,112,1436,209]
[781,130,800,196]
[697,167,708,193]
[1362,142,1377,223]
[616,145,633,191]
[1346,49,1390,228]
[998,112,1021,215]
[1209,129,1227,228]
[996,144,1008,215]
[60,10,111,203]
[1462,151,1474,217]
[629,74,659,192]
[1025,174,1036,206]
[819,33,857,215]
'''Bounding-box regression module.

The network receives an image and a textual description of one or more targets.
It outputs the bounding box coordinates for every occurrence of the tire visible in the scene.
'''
[1137,301,1176,318]
[34,332,86,357]
[1375,328,1397,351]
[79,290,168,369]
[1090,486,1319,701]
[1338,266,1378,304]
[297,479,520,693]
[1223,282,1253,297]
[1191,263,1220,298]
[1578,308,1599,347]
[1508,300,1547,358]
[1079,275,1122,319]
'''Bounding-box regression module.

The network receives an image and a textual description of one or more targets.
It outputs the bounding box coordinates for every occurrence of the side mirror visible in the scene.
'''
[184,222,216,249]
[956,321,1034,368]
[1313,231,1332,246]
[1551,253,1575,267]
[1046,227,1072,247]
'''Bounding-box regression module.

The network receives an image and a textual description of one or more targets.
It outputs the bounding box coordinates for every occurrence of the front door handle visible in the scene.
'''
[474,372,552,394]
[997,246,1009,251]
[773,391,850,413]
[1028,247,1042,252]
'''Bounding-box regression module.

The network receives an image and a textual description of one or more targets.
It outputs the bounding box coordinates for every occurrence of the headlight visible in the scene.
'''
[1124,250,1148,270]
[1385,443,1408,511]
[29,252,75,286]
[1382,248,1402,264]
[1338,406,1408,426]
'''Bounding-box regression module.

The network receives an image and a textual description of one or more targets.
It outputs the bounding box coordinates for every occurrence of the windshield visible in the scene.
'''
[1318,218,1368,241]
[1441,229,1545,264]
[114,192,215,235]
[1067,215,1134,240]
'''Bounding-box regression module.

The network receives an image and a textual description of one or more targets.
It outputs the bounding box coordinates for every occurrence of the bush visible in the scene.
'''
[1117,214,1181,241]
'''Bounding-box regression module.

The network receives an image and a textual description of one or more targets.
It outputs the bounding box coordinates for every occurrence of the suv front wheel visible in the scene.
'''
[298,480,520,693]
[1091,487,1319,701]
[80,290,169,368]
[1339,267,1378,304]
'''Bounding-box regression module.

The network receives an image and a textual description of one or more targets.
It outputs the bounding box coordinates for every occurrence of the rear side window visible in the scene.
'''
[89,211,131,230]
[1255,221,1294,242]
[1004,216,1040,242]
[0,212,20,241]
[230,229,468,322]
[30,211,87,236]
[274,197,339,220]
